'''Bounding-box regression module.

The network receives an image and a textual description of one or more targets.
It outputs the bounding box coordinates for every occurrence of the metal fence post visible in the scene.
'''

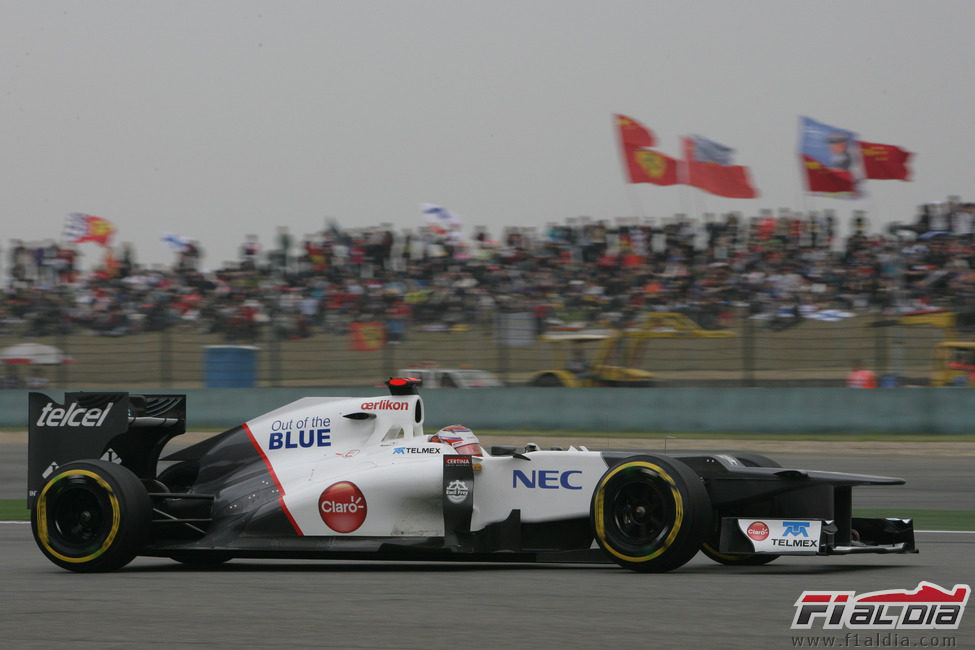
[160,327,172,387]
[57,330,68,388]
[873,310,887,377]
[741,305,755,387]
[496,312,509,384]
[268,322,281,387]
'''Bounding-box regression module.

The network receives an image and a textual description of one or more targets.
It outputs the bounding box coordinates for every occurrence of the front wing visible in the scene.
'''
[719,517,916,556]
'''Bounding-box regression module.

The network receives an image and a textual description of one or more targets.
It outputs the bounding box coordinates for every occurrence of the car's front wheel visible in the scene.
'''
[590,455,711,572]
[31,460,151,572]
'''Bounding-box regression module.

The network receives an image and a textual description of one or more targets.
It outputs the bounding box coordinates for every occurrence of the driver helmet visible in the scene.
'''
[429,424,481,455]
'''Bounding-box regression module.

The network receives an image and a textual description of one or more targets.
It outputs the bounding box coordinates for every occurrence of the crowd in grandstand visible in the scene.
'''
[4,198,975,344]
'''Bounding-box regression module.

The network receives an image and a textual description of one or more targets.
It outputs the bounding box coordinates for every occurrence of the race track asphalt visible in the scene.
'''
[2,438,973,649]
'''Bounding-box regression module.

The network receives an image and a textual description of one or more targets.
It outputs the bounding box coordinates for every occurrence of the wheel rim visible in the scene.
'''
[611,479,672,548]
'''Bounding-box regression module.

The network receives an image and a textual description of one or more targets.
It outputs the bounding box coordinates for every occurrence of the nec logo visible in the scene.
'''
[512,469,582,490]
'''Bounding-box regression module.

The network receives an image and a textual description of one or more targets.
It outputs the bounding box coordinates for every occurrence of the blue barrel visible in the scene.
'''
[204,345,259,387]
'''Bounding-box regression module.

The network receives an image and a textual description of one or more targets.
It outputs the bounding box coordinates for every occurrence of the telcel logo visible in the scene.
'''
[35,402,113,428]
[512,469,582,490]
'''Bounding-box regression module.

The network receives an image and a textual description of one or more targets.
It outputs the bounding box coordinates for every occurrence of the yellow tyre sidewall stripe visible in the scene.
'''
[594,461,684,564]
[37,469,122,564]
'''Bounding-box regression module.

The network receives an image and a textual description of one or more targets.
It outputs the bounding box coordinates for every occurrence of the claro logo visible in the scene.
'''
[319,481,367,533]
[35,402,114,428]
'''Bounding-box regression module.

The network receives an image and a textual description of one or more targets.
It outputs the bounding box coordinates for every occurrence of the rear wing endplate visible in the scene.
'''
[27,392,186,507]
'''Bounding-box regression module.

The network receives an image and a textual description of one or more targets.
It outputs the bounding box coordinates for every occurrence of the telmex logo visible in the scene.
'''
[35,402,113,428]
[512,469,582,490]
[782,521,810,537]
[393,447,440,455]
[360,399,409,411]
[792,582,970,630]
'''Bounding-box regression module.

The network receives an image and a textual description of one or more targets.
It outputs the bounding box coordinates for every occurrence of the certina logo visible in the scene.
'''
[445,480,470,504]
[35,401,114,428]
[360,399,409,411]
[393,447,441,455]
[746,521,770,541]
[512,469,582,490]
[268,429,331,450]
[792,581,970,630]
[445,456,471,466]
[319,481,367,533]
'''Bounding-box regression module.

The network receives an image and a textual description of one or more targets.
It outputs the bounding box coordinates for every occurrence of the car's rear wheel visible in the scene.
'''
[531,373,564,387]
[590,455,710,572]
[31,460,151,572]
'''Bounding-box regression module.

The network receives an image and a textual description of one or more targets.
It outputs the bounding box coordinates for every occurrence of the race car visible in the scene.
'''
[26,378,916,573]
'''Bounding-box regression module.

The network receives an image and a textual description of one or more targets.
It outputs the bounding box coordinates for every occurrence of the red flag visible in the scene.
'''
[348,322,386,351]
[859,141,912,180]
[682,137,759,199]
[615,114,656,148]
[800,155,857,193]
[622,146,681,185]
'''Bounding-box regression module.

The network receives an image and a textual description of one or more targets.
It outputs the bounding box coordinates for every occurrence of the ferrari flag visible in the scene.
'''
[682,135,758,199]
[62,213,116,247]
[859,141,912,181]
[622,147,681,185]
[615,114,657,148]
[798,116,861,197]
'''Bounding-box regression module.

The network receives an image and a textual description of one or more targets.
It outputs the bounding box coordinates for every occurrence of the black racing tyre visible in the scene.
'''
[700,452,780,566]
[590,454,711,573]
[531,373,564,387]
[31,460,151,572]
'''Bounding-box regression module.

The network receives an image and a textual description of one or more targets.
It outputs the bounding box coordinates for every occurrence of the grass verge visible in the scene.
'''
[1,499,28,522]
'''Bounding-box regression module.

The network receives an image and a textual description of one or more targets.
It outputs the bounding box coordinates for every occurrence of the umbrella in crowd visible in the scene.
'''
[0,343,73,365]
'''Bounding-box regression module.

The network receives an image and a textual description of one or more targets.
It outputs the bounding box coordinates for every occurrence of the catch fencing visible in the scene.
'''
[0,308,954,389]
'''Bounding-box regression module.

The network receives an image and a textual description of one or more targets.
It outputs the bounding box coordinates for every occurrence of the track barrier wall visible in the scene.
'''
[4,387,975,435]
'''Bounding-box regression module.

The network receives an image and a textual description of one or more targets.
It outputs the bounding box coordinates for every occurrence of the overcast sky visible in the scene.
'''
[3,1,973,270]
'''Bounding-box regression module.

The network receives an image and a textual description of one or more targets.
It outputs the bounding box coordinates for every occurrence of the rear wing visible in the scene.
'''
[27,392,187,507]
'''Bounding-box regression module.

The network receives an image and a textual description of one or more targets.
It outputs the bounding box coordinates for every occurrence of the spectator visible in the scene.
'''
[846,360,877,388]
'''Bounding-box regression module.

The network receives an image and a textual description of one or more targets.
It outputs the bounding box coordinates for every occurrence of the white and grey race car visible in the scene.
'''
[27,378,916,573]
